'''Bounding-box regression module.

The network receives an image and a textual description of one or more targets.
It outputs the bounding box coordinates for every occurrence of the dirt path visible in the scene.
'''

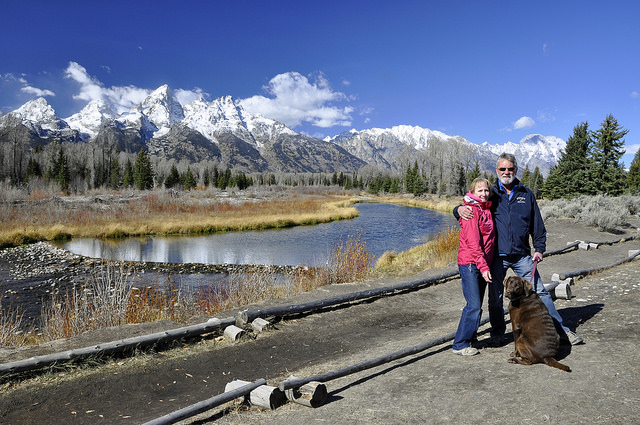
[1,218,639,424]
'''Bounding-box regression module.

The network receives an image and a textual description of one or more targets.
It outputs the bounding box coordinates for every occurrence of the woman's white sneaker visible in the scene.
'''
[452,347,479,356]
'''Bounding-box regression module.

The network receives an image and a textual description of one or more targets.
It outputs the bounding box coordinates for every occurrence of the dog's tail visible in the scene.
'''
[544,357,571,372]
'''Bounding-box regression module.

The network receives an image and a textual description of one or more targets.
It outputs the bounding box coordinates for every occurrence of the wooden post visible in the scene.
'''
[224,379,286,410]
[283,375,327,408]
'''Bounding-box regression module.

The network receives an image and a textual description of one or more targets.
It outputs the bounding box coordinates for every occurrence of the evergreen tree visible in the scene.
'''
[542,122,594,199]
[531,167,544,198]
[413,174,426,196]
[382,176,392,193]
[110,156,122,188]
[236,172,250,190]
[542,166,563,199]
[591,114,628,195]
[520,165,531,189]
[404,162,417,193]
[203,167,210,187]
[627,149,640,194]
[454,162,466,195]
[133,147,154,190]
[53,147,70,192]
[123,159,134,188]
[183,167,196,190]
[467,160,481,184]
[390,178,400,193]
[25,157,42,182]
[165,164,180,188]
[562,122,593,197]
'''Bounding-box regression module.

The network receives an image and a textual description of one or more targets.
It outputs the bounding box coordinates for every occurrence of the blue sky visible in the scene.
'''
[2,1,639,166]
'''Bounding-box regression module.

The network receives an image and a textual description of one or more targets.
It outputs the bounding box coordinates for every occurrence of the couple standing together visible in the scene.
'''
[452,152,583,356]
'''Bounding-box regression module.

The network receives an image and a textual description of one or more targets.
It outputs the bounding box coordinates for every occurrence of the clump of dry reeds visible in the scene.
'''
[39,262,135,340]
[30,234,375,344]
[373,226,460,277]
[0,305,26,347]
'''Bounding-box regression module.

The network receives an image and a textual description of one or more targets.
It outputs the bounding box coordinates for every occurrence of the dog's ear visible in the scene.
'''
[523,278,534,295]
[503,276,512,288]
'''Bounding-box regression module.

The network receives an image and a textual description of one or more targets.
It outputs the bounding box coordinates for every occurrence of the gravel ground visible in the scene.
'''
[0,217,639,424]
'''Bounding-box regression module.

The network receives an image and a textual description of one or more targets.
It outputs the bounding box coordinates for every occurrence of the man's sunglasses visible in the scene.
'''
[498,167,515,172]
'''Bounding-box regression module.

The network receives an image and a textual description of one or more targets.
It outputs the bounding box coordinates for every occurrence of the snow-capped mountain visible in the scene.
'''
[481,134,566,175]
[2,97,79,141]
[66,99,117,140]
[136,85,184,138]
[327,125,498,174]
[0,87,565,175]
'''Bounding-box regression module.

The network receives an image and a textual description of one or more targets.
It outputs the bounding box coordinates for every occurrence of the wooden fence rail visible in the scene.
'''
[238,270,459,325]
[0,317,236,376]
[141,378,267,425]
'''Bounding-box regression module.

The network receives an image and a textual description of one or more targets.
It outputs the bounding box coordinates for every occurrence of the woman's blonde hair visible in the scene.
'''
[469,177,491,193]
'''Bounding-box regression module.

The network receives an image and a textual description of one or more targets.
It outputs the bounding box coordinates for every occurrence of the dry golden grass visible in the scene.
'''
[373,226,460,277]
[374,194,460,213]
[0,191,359,248]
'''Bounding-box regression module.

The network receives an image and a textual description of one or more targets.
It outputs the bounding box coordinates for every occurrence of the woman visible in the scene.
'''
[452,177,495,356]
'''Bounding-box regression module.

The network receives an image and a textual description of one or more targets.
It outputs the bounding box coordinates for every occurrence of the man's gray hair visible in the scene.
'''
[496,152,518,171]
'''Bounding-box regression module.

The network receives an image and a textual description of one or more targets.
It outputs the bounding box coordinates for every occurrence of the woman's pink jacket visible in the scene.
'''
[457,192,495,274]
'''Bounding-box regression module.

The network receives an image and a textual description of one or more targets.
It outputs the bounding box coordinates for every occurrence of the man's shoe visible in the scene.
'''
[485,335,507,347]
[563,330,584,345]
[453,347,479,356]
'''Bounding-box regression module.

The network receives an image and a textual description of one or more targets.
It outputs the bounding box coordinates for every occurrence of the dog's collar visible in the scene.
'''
[508,293,528,302]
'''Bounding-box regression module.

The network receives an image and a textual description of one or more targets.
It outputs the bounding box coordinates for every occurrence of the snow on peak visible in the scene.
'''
[66,99,117,140]
[481,134,566,173]
[329,124,468,150]
[13,97,67,130]
[137,85,185,137]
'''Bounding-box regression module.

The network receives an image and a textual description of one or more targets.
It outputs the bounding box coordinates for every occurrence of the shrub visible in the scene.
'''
[0,305,26,347]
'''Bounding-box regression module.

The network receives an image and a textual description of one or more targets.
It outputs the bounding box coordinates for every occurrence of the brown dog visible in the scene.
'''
[503,276,571,372]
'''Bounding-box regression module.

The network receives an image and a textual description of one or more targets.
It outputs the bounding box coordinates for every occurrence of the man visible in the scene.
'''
[455,152,583,346]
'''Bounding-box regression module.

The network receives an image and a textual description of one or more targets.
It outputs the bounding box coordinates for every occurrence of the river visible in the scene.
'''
[58,202,458,267]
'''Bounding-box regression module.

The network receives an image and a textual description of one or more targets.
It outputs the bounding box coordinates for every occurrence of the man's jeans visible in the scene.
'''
[491,254,569,335]
[453,264,487,350]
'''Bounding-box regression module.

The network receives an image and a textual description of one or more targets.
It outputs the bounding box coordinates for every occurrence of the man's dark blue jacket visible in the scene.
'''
[455,178,546,258]
[490,178,546,257]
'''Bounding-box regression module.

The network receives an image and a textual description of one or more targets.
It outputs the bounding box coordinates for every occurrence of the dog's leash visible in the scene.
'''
[531,258,539,292]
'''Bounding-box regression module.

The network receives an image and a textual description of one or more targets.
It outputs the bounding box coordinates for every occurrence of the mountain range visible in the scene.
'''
[0,84,565,175]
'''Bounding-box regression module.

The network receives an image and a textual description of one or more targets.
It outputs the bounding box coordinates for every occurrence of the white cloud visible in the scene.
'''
[513,116,535,130]
[238,71,353,128]
[542,43,549,55]
[65,61,151,113]
[536,109,556,123]
[2,73,55,100]
[631,91,639,99]
[20,86,55,97]
[64,62,207,114]
[624,143,640,155]
[175,87,207,105]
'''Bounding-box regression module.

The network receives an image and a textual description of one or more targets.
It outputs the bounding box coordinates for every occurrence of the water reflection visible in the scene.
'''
[60,203,458,266]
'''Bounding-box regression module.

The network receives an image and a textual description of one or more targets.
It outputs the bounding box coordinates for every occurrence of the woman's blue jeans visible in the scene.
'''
[453,264,487,350]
